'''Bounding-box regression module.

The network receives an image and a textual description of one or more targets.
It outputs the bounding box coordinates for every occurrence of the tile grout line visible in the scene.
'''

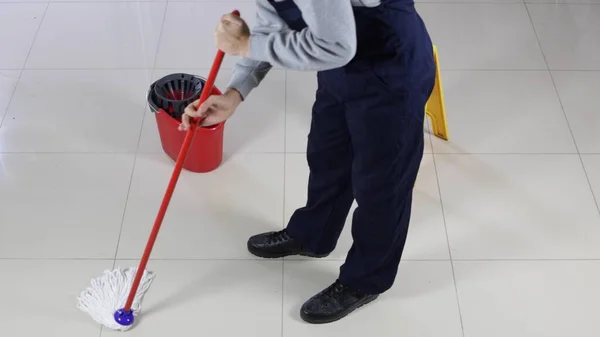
[1,150,599,155]
[9,67,600,71]
[0,70,22,128]
[17,68,600,72]
[0,2,49,130]
[0,2,595,334]
[524,3,600,216]
[102,2,168,335]
[108,111,146,264]
[4,0,600,4]
[431,152,466,337]
[280,70,287,337]
[433,6,586,335]
[584,161,600,214]
[14,1,49,70]
[111,0,168,268]
[4,256,600,261]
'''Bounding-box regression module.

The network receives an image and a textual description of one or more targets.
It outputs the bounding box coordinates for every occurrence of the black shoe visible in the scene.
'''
[247,229,329,259]
[300,280,379,324]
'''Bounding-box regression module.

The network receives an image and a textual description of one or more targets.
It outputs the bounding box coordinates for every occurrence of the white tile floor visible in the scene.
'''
[0,0,599,336]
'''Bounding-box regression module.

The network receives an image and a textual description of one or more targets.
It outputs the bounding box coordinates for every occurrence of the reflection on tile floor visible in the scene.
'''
[1,1,599,336]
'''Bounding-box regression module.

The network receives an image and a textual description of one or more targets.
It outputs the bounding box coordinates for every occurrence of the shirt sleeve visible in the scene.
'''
[227,57,272,100]
[228,0,357,99]
[249,0,357,70]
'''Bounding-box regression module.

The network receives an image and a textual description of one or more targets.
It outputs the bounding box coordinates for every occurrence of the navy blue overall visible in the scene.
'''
[269,0,436,294]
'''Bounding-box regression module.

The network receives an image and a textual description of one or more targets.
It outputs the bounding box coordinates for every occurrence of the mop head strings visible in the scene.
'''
[77,267,155,331]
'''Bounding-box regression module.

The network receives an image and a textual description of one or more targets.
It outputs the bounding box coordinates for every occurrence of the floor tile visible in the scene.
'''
[417,0,522,2]
[222,69,285,153]
[582,155,600,210]
[1,0,599,335]
[284,154,450,260]
[282,260,463,337]
[436,154,600,259]
[155,1,258,69]
[103,260,282,337]
[431,70,576,154]
[116,153,284,259]
[0,70,149,153]
[26,2,166,69]
[455,260,600,337]
[528,4,600,70]
[52,0,165,2]
[0,3,47,69]
[552,71,600,153]
[527,0,600,3]
[139,68,285,154]
[0,259,111,337]
[0,70,20,124]
[417,3,546,70]
[284,71,314,153]
[137,108,162,153]
[0,153,134,258]
[285,70,433,154]
[0,0,46,2]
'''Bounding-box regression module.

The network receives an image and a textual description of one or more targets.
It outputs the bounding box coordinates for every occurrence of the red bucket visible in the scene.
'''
[148,73,224,173]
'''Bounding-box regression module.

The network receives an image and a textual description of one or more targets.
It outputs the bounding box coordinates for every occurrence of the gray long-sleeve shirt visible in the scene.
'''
[228,0,382,99]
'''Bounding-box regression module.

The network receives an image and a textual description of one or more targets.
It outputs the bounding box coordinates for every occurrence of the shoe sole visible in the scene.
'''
[300,294,379,324]
[247,243,329,259]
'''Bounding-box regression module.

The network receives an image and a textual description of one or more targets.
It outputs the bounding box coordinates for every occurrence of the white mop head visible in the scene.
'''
[77,267,155,331]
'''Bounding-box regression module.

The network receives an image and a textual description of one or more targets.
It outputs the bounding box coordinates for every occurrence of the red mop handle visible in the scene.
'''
[123,10,241,312]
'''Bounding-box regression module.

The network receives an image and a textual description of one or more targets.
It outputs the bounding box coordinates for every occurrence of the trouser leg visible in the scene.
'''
[339,74,431,294]
[286,72,354,255]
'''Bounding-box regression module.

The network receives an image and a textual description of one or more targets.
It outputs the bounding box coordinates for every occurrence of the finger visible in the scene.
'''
[201,114,222,127]
[185,99,200,113]
[216,24,235,40]
[196,102,209,116]
[183,106,200,120]
[214,29,220,48]
[197,96,218,114]
[221,13,243,26]
[179,113,191,131]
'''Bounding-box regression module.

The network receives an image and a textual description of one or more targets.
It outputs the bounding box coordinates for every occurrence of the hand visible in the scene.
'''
[178,89,243,131]
[215,13,250,56]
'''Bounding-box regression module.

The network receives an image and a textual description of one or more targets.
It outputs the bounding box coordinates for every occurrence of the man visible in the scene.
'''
[180,0,436,324]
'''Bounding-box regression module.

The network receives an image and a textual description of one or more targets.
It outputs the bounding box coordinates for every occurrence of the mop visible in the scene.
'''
[77,10,240,331]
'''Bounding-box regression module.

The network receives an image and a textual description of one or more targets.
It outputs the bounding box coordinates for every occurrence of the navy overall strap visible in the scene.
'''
[268,0,308,31]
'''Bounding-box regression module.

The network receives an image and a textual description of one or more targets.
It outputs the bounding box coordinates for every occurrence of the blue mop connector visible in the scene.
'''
[114,308,135,326]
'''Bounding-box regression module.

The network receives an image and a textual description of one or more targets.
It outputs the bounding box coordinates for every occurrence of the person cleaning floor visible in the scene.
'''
[180,0,436,324]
